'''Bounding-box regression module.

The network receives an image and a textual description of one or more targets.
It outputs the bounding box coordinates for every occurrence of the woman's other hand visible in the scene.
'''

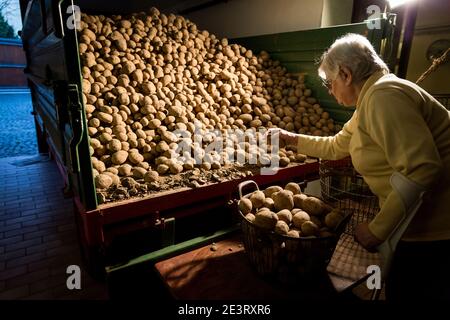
[355,222,383,252]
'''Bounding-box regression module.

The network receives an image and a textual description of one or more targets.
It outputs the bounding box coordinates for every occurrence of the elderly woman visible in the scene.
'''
[271,33,450,300]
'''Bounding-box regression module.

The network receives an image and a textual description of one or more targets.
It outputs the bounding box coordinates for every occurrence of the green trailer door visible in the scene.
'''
[21,0,97,210]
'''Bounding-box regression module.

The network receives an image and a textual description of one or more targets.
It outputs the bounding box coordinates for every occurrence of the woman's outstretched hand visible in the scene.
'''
[266,128,299,147]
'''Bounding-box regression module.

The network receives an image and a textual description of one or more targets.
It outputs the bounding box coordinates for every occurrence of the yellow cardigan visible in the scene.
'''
[297,70,450,241]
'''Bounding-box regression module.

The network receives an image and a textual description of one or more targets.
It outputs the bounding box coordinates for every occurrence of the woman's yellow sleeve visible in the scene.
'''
[296,112,356,160]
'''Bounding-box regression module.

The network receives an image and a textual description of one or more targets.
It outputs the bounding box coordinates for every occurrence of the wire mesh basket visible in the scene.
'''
[237,180,345,283]
[319,158,380,236]
[319,158,382,281]
[240,206,339,278]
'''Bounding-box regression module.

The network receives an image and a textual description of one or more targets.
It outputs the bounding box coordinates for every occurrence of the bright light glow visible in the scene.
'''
[388,0,416,9]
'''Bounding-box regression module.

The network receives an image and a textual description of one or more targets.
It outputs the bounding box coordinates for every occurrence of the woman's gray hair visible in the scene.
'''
[318,33,389,84]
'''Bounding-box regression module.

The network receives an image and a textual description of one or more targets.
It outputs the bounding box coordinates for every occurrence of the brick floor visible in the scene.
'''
[0,155,108,300]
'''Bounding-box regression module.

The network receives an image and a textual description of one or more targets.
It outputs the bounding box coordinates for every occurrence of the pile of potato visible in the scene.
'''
[78,7,341,193]
[239,182,346,238]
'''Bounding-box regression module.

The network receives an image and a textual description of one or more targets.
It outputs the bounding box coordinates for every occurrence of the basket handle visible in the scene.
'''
[238,180,260,199]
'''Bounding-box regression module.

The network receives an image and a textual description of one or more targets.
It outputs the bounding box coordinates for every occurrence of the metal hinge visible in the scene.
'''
[67,84,83,173]
[155,216,176,247]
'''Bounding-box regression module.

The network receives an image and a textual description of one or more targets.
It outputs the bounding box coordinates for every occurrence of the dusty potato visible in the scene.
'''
[302,196,326,216]
[295,154,307,162]
[254,210,278,230]
[118,163,132,176]
[183,160,195,171]
[105,167,119,175]
[245,213,256,223]
[292,210,310,228]
[324,209,345,230]
[95,173,113,189]
[285,182,301,195]
[287,229,300,238]
[128,152,144,165]
[293,193,308,209]
[144,170,159,183]
[169,162,183,174]
[157,164,169,174]
[279,156,290,167]
[301,220,319,237]
[107,139,122,152]
[201,162,211,170]
[272,190,294,211]
[263,185,283,198]
[274,220,289,235]
[103,171,120,185]
[249,190,265,209]
[276,209,292,224]
[238,198,253,215]
[132,167,147,179]
[256,206,270,211]
[111,150,128,165]
[92,159,106,173]
[263,197,275,210]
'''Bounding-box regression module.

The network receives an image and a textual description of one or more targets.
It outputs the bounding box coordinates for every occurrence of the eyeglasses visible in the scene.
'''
[322,78,333,90]
[322,68,343,90]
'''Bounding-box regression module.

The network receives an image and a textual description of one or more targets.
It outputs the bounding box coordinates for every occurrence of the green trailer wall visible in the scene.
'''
[234,18,393,124]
